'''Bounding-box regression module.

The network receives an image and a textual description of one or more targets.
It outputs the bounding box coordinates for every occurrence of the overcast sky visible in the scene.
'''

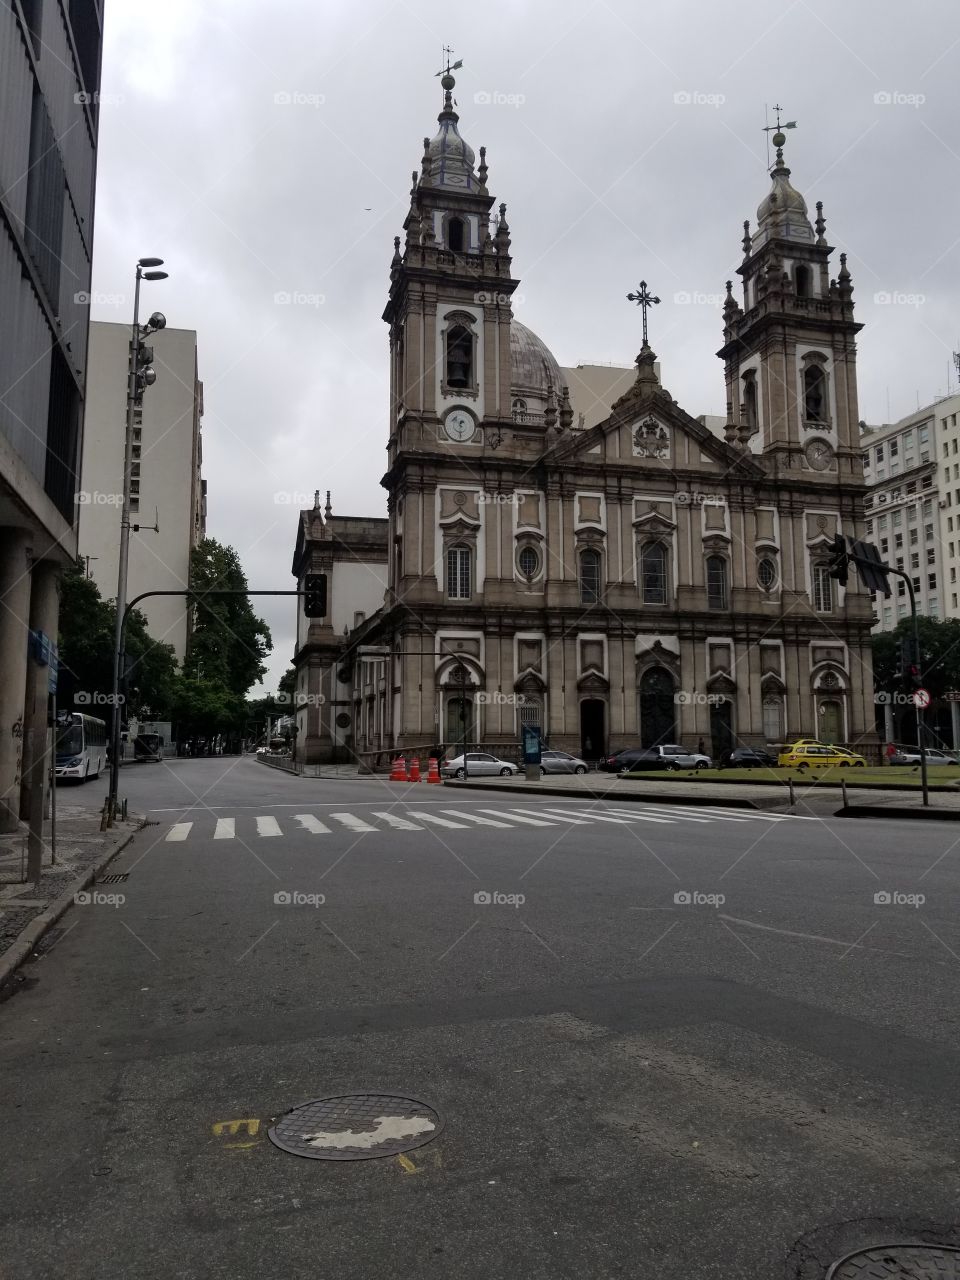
[88,0,960,692]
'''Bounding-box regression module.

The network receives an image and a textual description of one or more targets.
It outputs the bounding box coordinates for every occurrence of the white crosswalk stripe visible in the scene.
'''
[165,822,192,842]
[542,807,673,826]
[440,810,513,827]
[508,808,593,825]
[214,818,235,839]
[295,814,331,834]
[372,811,423,830]
[256,816,282,837]
[479,809,558,826]
[407,811,469,829]
[605,807,711,824]
[330,812,378,833]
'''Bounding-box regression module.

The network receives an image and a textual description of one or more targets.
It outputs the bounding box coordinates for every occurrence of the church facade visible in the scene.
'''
[291,74,877,766]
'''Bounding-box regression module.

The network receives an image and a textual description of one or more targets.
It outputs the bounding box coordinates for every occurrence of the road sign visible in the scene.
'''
[912,688,931,709]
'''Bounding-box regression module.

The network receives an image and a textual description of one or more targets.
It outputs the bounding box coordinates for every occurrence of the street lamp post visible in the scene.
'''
[107,257,168,819]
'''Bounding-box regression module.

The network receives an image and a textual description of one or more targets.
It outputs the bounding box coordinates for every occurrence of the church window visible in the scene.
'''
[706,555,728,610]
[762,696,784,742]
[795,264,811,298]
[447,216,465,251]
[640,542,668,604]
[804,364,827,423]
[757,557,777,590]
[446,325,473,389]
[579,548,602,604]
[812,562,833,613]
[446,545,471,598]
[518,545,539,579]
[742,370,758,434]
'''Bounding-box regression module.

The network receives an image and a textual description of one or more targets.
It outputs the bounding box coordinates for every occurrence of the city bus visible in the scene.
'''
[133,731,164,763]
[55,712,107,782]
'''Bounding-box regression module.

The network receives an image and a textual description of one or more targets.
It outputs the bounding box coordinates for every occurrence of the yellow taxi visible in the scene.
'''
[777,742,866,769]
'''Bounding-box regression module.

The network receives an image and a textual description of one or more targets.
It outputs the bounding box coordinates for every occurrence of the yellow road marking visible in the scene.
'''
[212,1118,261,1138]
[396,1153,419,1173]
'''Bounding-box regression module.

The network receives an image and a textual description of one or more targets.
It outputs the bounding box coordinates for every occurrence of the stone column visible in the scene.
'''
[0,530,33,833]
[21,562,60,878]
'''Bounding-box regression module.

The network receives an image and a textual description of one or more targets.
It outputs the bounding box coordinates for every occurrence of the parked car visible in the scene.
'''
[777,744,866,769]
[889,746,958,766]
[539,749,589,775]
[599,744,713,773]
[441,752,520,779]
[718,747,779,769]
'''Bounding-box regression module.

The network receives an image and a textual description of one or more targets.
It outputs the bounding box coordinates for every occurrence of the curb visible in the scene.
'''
[619,772,960,793]
[442,778,770,811]
[0,819,144,989]
[836,805,960,821]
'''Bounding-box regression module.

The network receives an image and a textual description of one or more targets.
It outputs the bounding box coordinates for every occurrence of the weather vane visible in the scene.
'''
[763,104,797,166]
[626,280,660,347]
[435,46,463,77]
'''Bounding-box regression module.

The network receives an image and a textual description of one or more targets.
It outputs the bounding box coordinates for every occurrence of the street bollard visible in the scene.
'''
[841,778,848,809]
[788,778,795,809]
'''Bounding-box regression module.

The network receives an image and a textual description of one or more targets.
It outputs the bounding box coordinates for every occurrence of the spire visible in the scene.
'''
[324,490,332,519]
[815,200,827,245]
[723,279,739,324]
[424,62,478,190]
[837,251,853,301]
[495,202,511,253]
[753,115,814,249]
[477,145,488,191]
[742,220,751,256]
[559,384,573,432]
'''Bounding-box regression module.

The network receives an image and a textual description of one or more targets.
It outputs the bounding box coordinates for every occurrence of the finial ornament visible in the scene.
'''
[626,280,660,347]
[742,219,751,255]
[324,490,332,519]
[815,200,826,244]
[763,104,797,169]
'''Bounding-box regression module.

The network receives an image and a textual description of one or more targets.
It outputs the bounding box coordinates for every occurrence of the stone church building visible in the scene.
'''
[291,73,876,765]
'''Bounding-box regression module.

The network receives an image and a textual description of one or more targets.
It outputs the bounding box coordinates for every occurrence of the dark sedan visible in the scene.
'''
[598,747,666,773]
[718,747,778,769]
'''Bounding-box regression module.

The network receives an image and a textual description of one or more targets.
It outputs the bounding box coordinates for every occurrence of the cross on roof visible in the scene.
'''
[626,280,660,347]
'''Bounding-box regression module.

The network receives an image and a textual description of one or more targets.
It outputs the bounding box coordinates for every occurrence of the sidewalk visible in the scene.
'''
[0,803,143,988]
[442,774,960,820]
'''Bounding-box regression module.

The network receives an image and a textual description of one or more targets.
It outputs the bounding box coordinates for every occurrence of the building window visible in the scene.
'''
[757,556,777,590]
[579,548,602,604]
[795,264,811,298]
[742,370,758,434]
[517,545,539,579]
[890,438,899,457]
[762,696,784,741]
[928,573,937,590]
[446,325,473,389]
[911,553,920,569]
[812,563,833,613]
[880,539,888,554]
[641,541,668,604]
[447,216,465,251]
[875,445,885,463]
[909,528,918,545]
[894,533,903,548]
[706,556,728,610]
[446,545,471,598]
[930,598,939,617]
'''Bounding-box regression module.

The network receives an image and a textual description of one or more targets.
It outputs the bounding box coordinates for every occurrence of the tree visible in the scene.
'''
[187,539,272,695]
[57,560,178,717]
[872,616,960,700]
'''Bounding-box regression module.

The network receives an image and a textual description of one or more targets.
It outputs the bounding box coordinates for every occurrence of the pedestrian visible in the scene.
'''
[885,741,896,763]
[698,737,705,755]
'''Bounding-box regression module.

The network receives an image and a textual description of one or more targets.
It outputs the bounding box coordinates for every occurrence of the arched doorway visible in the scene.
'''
[639,667,676,747]
[819,699,843,744]
[710,698,734,759]
[580,700,605,760]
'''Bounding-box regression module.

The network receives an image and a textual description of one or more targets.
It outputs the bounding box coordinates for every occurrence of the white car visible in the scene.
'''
[441,752,520,779]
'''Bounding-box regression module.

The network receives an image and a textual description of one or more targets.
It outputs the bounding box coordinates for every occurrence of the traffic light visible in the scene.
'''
[827,533,849,585]
[898,634,922,687]
[303,573,327,618]
[849,538,892,597]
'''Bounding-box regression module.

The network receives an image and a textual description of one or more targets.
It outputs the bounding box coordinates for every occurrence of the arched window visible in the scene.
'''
[518,545,539,579]
[795,264,811,298]
[762,695,784,742]
[812,562,833,613]
[579,548,601,604]
[804,364,827,423]
[641,541,668,604]
[742,370,758,434]
[447,216,465,252]
[706,556,728,610]
[446,326,473,389]
[757,556,777,591]
[446,545,471,599]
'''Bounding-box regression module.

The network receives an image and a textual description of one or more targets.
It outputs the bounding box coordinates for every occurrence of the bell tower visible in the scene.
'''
[717,118,863,481]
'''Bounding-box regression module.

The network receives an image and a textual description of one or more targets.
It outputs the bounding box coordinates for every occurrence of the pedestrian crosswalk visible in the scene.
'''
[162,803,809,843]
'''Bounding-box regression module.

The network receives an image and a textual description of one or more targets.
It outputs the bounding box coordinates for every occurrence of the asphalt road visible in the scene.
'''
[3,756,960,1279]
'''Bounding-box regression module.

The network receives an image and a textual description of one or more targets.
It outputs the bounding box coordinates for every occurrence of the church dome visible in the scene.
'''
[510,321,565,405]
[752,138,814,249]
[426,76,478,191]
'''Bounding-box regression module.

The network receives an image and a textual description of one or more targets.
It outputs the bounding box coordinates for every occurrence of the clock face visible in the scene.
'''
[805,439,835,471]
[444,409,477,443]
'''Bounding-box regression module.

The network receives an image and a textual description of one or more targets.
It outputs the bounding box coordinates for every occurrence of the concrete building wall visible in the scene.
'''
[78,323,204,660]
[561,363,642,430]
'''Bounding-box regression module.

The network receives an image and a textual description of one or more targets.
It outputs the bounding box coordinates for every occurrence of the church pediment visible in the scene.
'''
[706,670,737,695]
[632,506,677,534]
[577,670,609,693]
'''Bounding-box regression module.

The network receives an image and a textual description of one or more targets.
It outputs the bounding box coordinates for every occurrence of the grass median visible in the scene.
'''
[620,765,960,788]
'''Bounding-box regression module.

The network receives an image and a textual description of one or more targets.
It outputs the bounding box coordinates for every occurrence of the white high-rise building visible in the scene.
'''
[79,323,205,661]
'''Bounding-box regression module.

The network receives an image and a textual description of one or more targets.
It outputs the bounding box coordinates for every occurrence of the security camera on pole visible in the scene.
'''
[107,257,168,820]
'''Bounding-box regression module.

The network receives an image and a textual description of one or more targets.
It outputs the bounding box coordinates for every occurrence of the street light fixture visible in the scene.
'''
[107,257,168,818]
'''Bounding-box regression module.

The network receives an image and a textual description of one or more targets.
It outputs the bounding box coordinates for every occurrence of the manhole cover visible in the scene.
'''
[827,1244,960,1278]
[268,1093,443,1161]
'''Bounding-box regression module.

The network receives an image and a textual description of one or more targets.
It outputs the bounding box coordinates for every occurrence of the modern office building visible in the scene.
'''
[0,1,104,831]
[78,322,205,661]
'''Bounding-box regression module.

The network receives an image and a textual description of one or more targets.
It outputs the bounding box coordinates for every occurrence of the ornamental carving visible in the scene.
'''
[633,417,670,459]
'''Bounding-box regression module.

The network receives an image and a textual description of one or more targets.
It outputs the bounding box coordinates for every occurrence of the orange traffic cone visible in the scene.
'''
[426,757,442,784]
[389,755,408,782]
[408,757,421,783]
